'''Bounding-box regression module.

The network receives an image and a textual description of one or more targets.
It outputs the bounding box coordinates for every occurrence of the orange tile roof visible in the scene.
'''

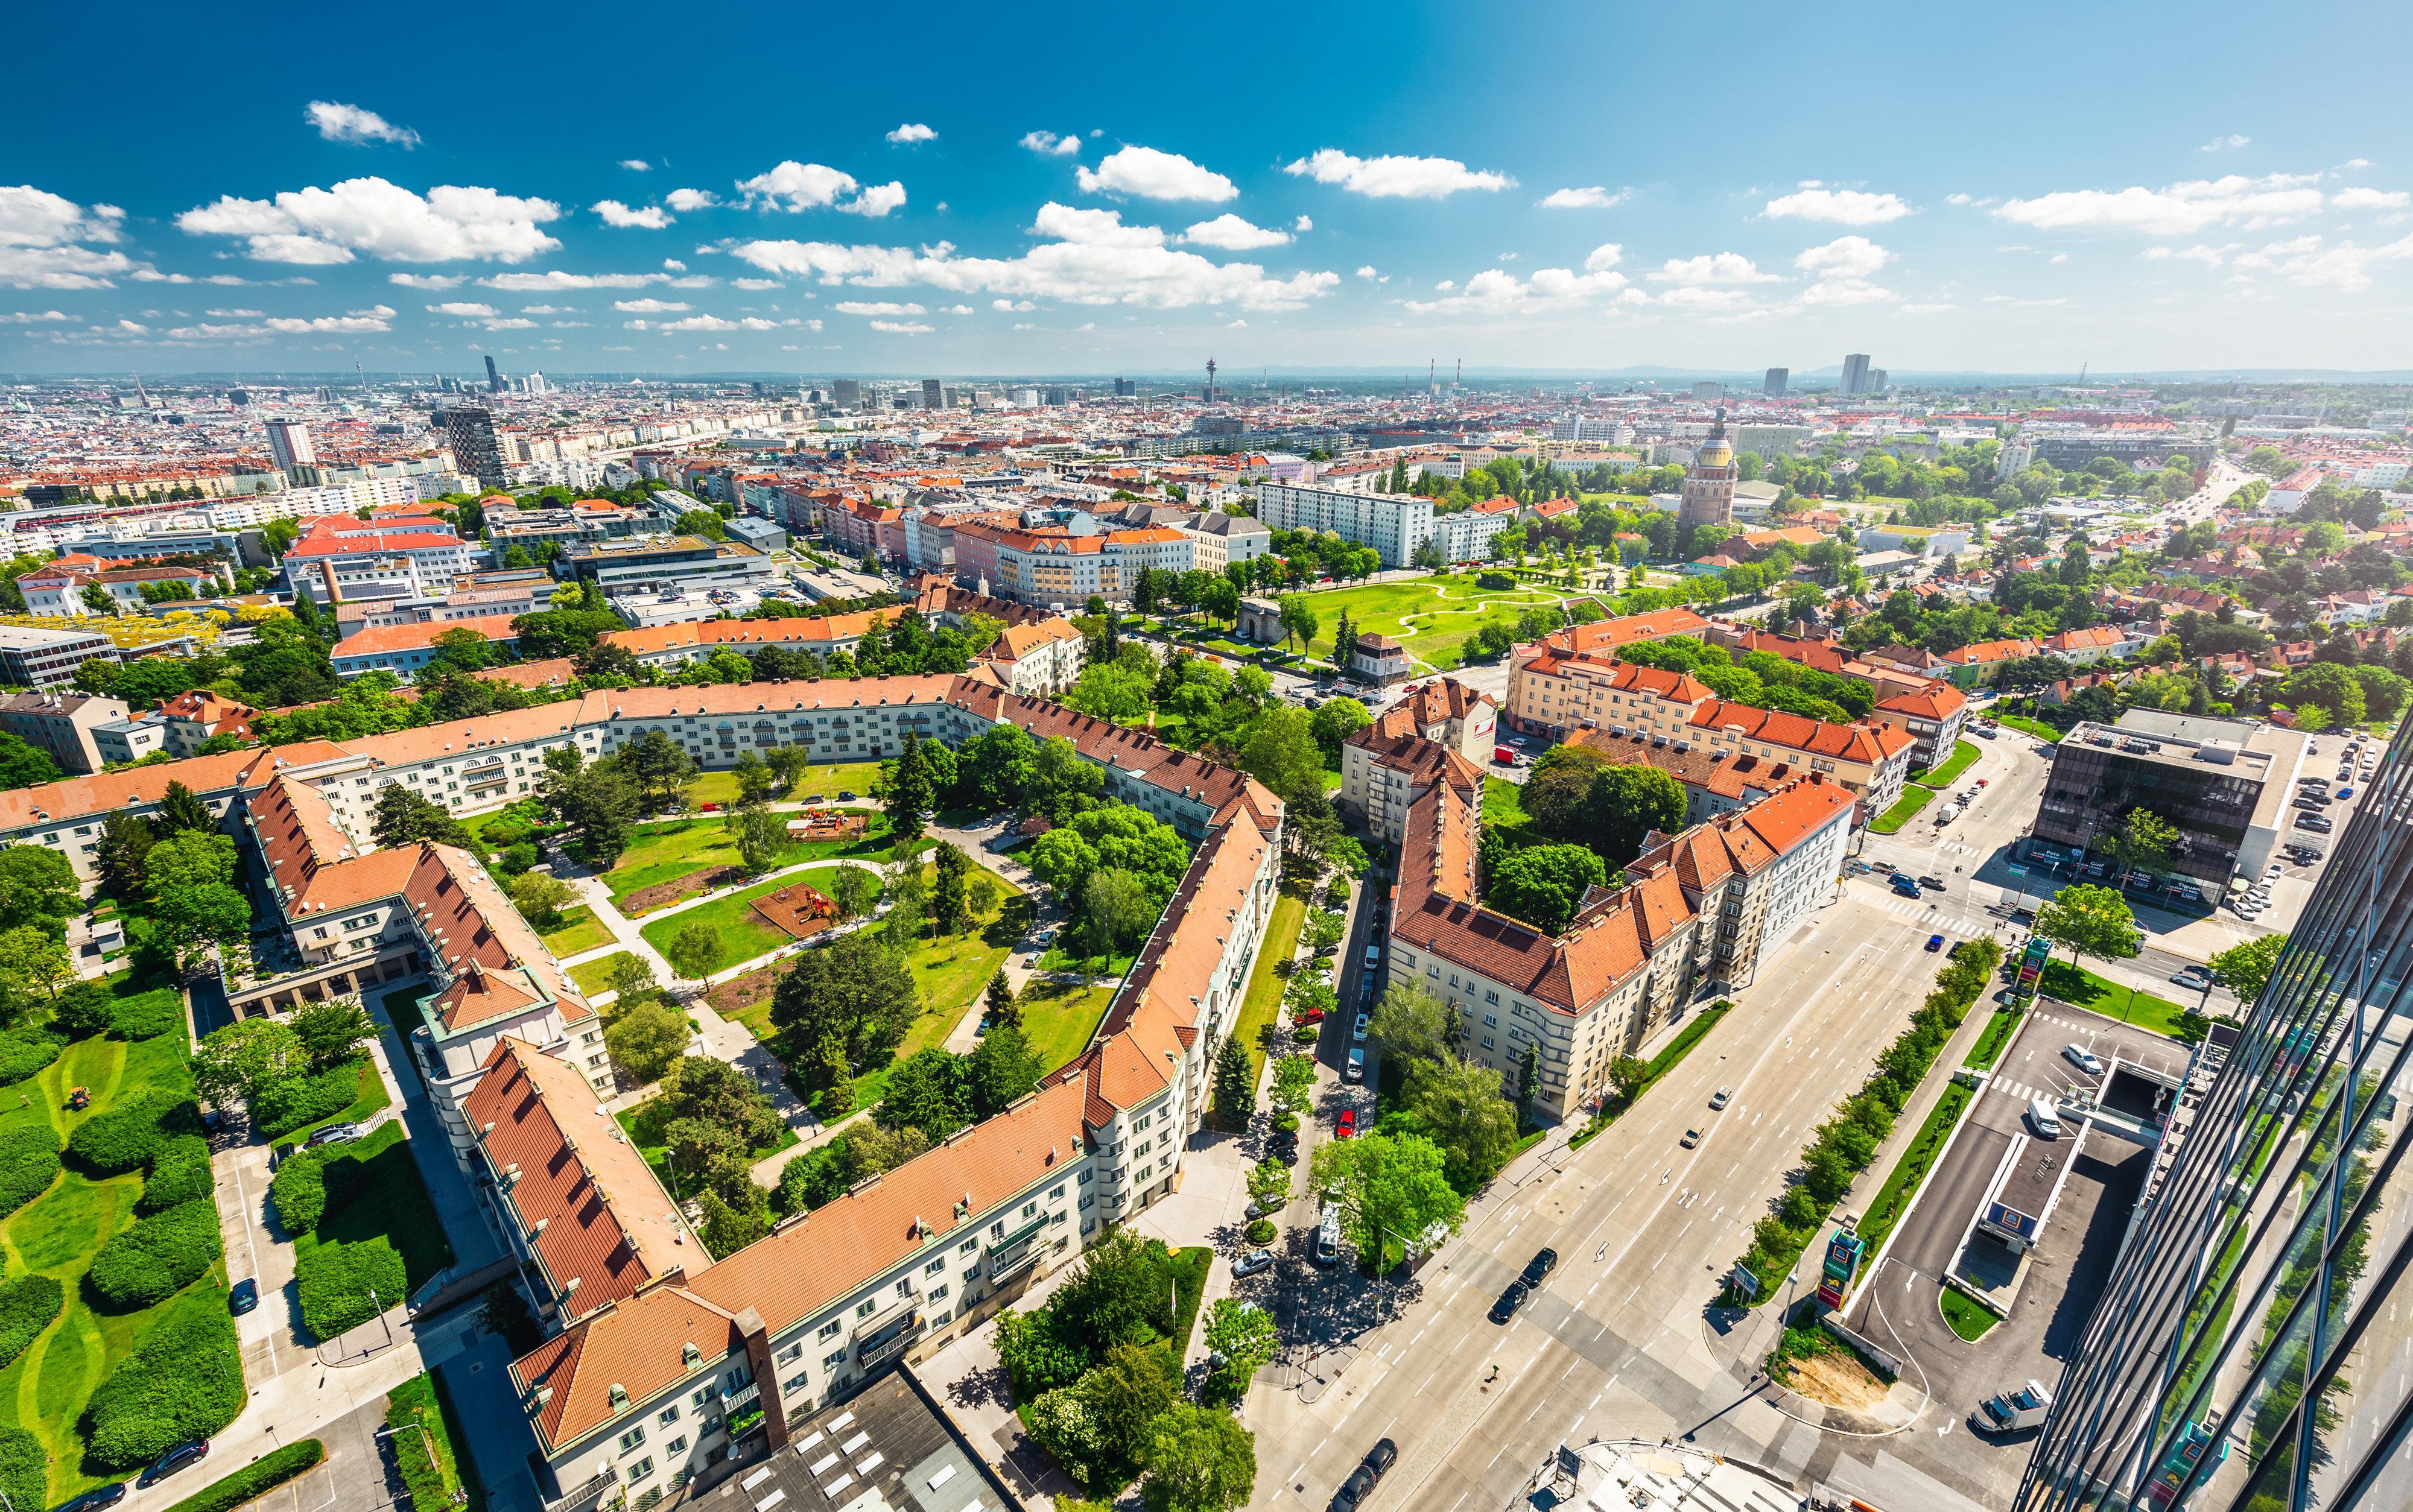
[334,613,527,659]
[1685,699,1914,766]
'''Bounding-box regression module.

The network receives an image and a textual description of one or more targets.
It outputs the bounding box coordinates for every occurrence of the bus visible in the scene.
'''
[1314,1201,1342,1266]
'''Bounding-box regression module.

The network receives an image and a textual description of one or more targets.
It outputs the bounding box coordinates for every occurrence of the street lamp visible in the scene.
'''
[369,1286,394,1349]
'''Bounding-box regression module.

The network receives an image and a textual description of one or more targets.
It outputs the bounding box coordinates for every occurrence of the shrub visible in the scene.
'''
[1292,1025,1317,1043]
[296,1236,407,1340]
[89,1197,224,1311]
[0,1027,62,1085]
[52,978,118,1037]
[111,987,185,1040]
[0,1127,62,1216]
[253,1060,362,1139]
[68,1090,201,1176]
[85,1291,246,1467]
[1244,1219,1276,1245]
[271,1150,329,1233]
[1272,1113,1298,1134]
[138,1134,215,1215]
[0,1274,65,1373]
[387,1373,478,1512]
[156,1440,325,1512]
[498,842,540,877]
[0,1426,43,1512]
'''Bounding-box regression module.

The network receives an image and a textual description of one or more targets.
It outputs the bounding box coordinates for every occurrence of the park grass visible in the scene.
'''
[1941,1286,2002,1343]
[1282,576,1570,669]
[615,1093,798,1198]
[276,1057,393,1148]
[603,813,892,910]
[537,906,615,958]
[569,951,637,996]
[1852,1082,1974,1263]
[1912,739,1982,789]
[638,863,884,978]
[1482,775,1536,846]
[1995,713,2063,742]
[1231,881,1310,1084]
[2038,961,2190,1040]
[1868,785,1938,835]
[1016,976,1118,1077]
[293,1121,454,1296]
[0,982,223,1506]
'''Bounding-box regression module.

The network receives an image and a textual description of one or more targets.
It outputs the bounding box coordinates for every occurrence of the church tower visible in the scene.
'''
[1678,408,1737,534]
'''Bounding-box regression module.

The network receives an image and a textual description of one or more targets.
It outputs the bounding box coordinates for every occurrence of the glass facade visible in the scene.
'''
[2016,722,2413,1510]
[2034,725,2266,888]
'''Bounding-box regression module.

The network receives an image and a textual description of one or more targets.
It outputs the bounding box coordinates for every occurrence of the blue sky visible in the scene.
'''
[7,0,2412,377]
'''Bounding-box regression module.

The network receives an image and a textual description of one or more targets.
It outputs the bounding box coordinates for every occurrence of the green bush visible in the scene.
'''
[1244,1219,1276,1245]
[52,977,118,1037]
[111,987,186,1040]
[387,1373,481,1512]
[84,1290,246,1467]
[270,1150,329,1233]
[156,1440,325,1512]
[254,1061,362,1139]
[0,1426,44,1512]
[89,1197,224,1311]
[0,1127,62,1216]
[296,1236,407,1339]
[0,1026,63,1085]
[68,1089,201,1175]
[137,1134,215,1216]
[0,1274,65,1373]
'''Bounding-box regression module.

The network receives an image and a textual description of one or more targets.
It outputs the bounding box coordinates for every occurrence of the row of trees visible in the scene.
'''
[1362,983,1525,1192]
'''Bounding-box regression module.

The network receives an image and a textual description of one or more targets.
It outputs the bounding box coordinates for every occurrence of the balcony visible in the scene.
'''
[855,1310,925,1370]
[545,1464,619,1512]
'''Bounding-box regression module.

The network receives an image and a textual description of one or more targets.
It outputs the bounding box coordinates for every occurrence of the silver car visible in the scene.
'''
[2063,1043,2104,1077]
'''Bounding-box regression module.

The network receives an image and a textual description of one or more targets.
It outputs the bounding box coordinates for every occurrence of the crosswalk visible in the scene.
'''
[1989,1075,2080,1104]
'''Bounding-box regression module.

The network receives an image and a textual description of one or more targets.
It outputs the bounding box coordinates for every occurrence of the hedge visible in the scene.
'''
[89,1196,224,1311]
[0,1026,63,1086]
[0,1426,44,1512]
[84,1291,246,1467]
[0,1273,65,1373]
[156,1440,325,1512]
[68,1089,202,1176]
[270,1145,369,1235]
[296,1236,407,1340]
[255,1060,364,1139]
[387,1372,483,1512]
[0,1123,62,1217]
[112,986,186,1041]
[138,1133,216,1216]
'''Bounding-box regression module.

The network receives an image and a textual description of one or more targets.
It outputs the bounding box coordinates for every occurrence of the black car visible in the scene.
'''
[229,1278,258,1315]
[1266,1129,1299,1150]
[1520,1248,1558,1286]
[138,1441,209,1488]
[1363,1440,1398,1478]
[51,1484,127,1512]
[1334,1467,1378,1512]
[1489,1280,1528,1323]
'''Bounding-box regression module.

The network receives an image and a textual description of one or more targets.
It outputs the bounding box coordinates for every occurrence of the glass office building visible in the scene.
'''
[2017,724,2413,1510]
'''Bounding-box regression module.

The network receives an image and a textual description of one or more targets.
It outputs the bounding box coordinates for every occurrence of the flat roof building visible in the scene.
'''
[0,625,115,689]
[2030,710,2303,889]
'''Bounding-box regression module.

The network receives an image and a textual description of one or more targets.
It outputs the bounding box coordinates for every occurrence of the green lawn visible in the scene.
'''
[1852,1081,1974,1262]
[293,1122,454,1297]
[1231,882,1310,1084]
[2037,961,2189,1039]
[615,1093,798,1197]
[639,863,884,978]
[1015,976,1118,1077]
[537,906,615,958]
[569,951,637,996]
[1912,739,1982,789]
[1868,785,1938,835]
[1482,775,1536,846]
[1994,713,2063,742]
[603,812,892,911]
[1941,1286,2002,1343]
[1280,575,1573,669]
[1963,1008,2025,1072]
[0,970,224,1505]
[276,1057,393,1148]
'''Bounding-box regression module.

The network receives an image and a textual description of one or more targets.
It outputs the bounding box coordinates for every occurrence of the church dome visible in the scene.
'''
[1694,438,1734,469]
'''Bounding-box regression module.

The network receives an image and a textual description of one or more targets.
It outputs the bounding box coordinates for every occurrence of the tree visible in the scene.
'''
[877,732,942,841]
[1307,697,1371,761]
[1485,844,1608,934]
[1080,868,1155,960]
[1276,595,1320,656]
[288,997,375,1072]
[1064,662,1153,724]
[2033,884,2143,977]
[1307,1131,1466,1265]
[95,813,156,901]
[2280,663,2366,729]
[1198,1300,1278,1403]
[605,999,691,1084]
[1248,1156,1292,1206]
[2096,808,2179,878]
[507,871,574,929]
[1605,1055,1649,1105]
[985,969,1019,1028]
[723,805,787,874]
[606,952,661,1010]
[1591,764,1688,863]
[1520,746,1608,843]
[1213,1036,1256,1130]
[1236,706,1325,804]
[931,841,970,936]
[0,733,61,791]
[155,780,215,837]
[966,1022,1044,1118]
[145,829,249,954]
[733,750,777,803]
[1368,982,1453,1066]
[545,765,641,867]
[191,1017,306,1111]
[1271,1053,1316,1116]
[1400,1055,1520,1192]
[1515,1043,1542,1119]
[829,864,878,921]
[0,926,72,1003]
[666,921,720,984]
[2208,934,2289,1007]
[1085,1341,1183,1472]
[877,1047,969,1142]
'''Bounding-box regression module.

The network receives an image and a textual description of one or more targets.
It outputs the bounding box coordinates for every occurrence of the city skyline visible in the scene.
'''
[7,0,2413,377]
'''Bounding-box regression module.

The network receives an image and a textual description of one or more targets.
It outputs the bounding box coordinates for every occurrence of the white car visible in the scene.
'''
[2171,967,2213,990]
[2063,1043,2105,1077]
[2266,865,2283,878]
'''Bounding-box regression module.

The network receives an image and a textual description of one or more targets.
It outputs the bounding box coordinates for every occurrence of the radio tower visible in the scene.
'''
[1204,358,1217,403]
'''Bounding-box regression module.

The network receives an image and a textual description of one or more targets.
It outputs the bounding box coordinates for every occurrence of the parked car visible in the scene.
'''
[229,1278,258,1315]
[1972,1381,2054,1435]
[2297,814,2335,833]
[2063,1043,2105,1077]
[138,1442,210,1489]
[2028,1098,2064,1139]
[1362,1440,1398,1479]
[1520,1248,1558,1286]
[1294,1007,1326,1025]
[1335,1108,1356,1139]
[1232,1249,1275,1279]
[305,1122,361,1148]
[1351,1013,1369,1042]
[1334,1467,1378,1512]
[2170,967,2213,991]
[50,1485,127,1512]
[1493,745,1518,765]
[1246,1195,1283,1220]
[2338,787,2354,801]
[1345,1048,1365,1082]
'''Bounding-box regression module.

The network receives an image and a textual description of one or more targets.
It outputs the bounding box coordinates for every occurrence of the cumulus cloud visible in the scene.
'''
[620,159,652,172]
[614,299,690,312]
[1030,203,1163,247]
[1284,149,1512,199]
[1179,214,1291,250]
[839,182,907,218]
[832,301,926,315]
[168,304,398,338]
[666,188,721,213]
[870,319,933,334]
[736,162,902,217]
[518,303,574,314]
[1649,252,1783,284]
[0,186,136,289]
[480,270,679,291]
[426,301,498,317]
[1764,186,1911,224]
[1795,280,1895,306]
[1794,236,1891,280]
[178,177,562,263]
[593,200,671,229]
[1993,172,2327,234]
[1403,244,1631,315]
[388,273,466,289]
[1539,186,1628,210]
[731,277,782,290]
[0,309,71,322]
[1021,130,1081,157]
[1074,147,1237,202]
[886,123,936,144]
[484,317,537,329]
[2201,134,2251,153]
[2230,232,2413,291]
[2332,186,2411,210]
[305,101,420,148]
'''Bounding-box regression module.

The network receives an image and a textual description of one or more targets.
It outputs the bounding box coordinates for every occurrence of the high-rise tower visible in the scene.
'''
[484,354,504,393]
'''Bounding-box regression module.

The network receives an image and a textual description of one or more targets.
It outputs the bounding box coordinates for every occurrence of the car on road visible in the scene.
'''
[139,1441,210,1488]
[1709,1086,1732,1110]
[2171,967,2213,991]
[1892,878,1923,899]
[1334,1468,1377,1512]
[1681,1128,1702,1148]
[1926,934,1945,952]
[1489,1280,1529,1323]
[51,1485,126,1512]
[1363,944,1381,970]
[1520,1248,1558,1286]
[229,1278,258,1315]
[1232,1249,1275,1279]
[2063,1043,2105,1076]
[1345,1048,1365,1082]
[305,1122,361,1148]
[1363,1440,1398,1479]
[1971,1381,2055,1435]
[2338,787,2354,801]
[1918,875,1944,890]
[1351,1013,1369,1042]
[1335,1108,1356,1139]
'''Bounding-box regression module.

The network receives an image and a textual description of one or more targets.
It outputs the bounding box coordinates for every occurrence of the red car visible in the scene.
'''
[1336,1109,1357,1139]
[700,802,723,811]
[1295,1007,1325,1025]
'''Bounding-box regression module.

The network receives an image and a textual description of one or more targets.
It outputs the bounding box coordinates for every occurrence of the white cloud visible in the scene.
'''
[665,188,721,213]
[1354,265,1380,279]
[991,298,1033,311]
[2201,134,2251,153]
[731,277,782,290]
[1284,149,1512,199]
[1794,235,1891,280]
[388,273,466,289]
[480,270,676,290]
[870,319,933,334]
[0,309,69,322]
[519,303,573,314]
[1074,147,1237,202]
[1403,245,1631,315]
[1021,130,1080,157]
[838,182,906,218]
[484,317,537,329]
[255,305,395,334]
[593,200,671,229]
[2230,232,2413,291]
[614,298,690,312]
[832,301,927,315]
[2333,187,2411,210]
[0,186,136,289]
[1993,172,2326,234]
[1795,279,1895,306]
[1655,286,1749,309]
[1764,187,1911,224]
[942,304,972,314]
[1030,203,1162,247]
[886,123,936,144]
[1900,302,1955,314]
[427,301,498,316]
[178,177,562,263]
[305,101,420,149]
[1539,186,1628,210]
[1649,252,1783,284]
[1294,215,1312,232]
[663,258,686,271]
[736,161,902,217]
[1179,214,1290,250]
[620,159,652,172]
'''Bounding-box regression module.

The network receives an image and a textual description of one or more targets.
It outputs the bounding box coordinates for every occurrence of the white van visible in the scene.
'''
[2028,1097,2063,1139]
[1363,944,1382,972]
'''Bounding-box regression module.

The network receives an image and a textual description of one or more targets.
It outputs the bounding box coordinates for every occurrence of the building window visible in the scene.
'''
[666,1437,688,1458]
[656,1404,680,1427]
[818,1320,842,1341]
[627,1459,655,1482]
[618,1427,645,1454]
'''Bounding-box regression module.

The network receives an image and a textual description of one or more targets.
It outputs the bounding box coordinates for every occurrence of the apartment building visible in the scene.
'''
[558,537,778,598]
[0,690,128,774]
[1384,759,1854,1116]
[1255,482,1432,568]
[1182,511,1272,572]
[17,563,222,617]
[945,522,1194,608]
[1687,699,1917,815]
[1430,498,1517,563]
[332,613,527,680]
[1867,685,1969,770]
[1508,654,1714,741]
[284,519,485,601]
[1511,607,1714,671]
[0,625,115,689]
[1567,729,1810,828]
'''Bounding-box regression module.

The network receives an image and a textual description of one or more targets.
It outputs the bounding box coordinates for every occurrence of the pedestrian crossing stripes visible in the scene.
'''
[1988,1078,2066,1104]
